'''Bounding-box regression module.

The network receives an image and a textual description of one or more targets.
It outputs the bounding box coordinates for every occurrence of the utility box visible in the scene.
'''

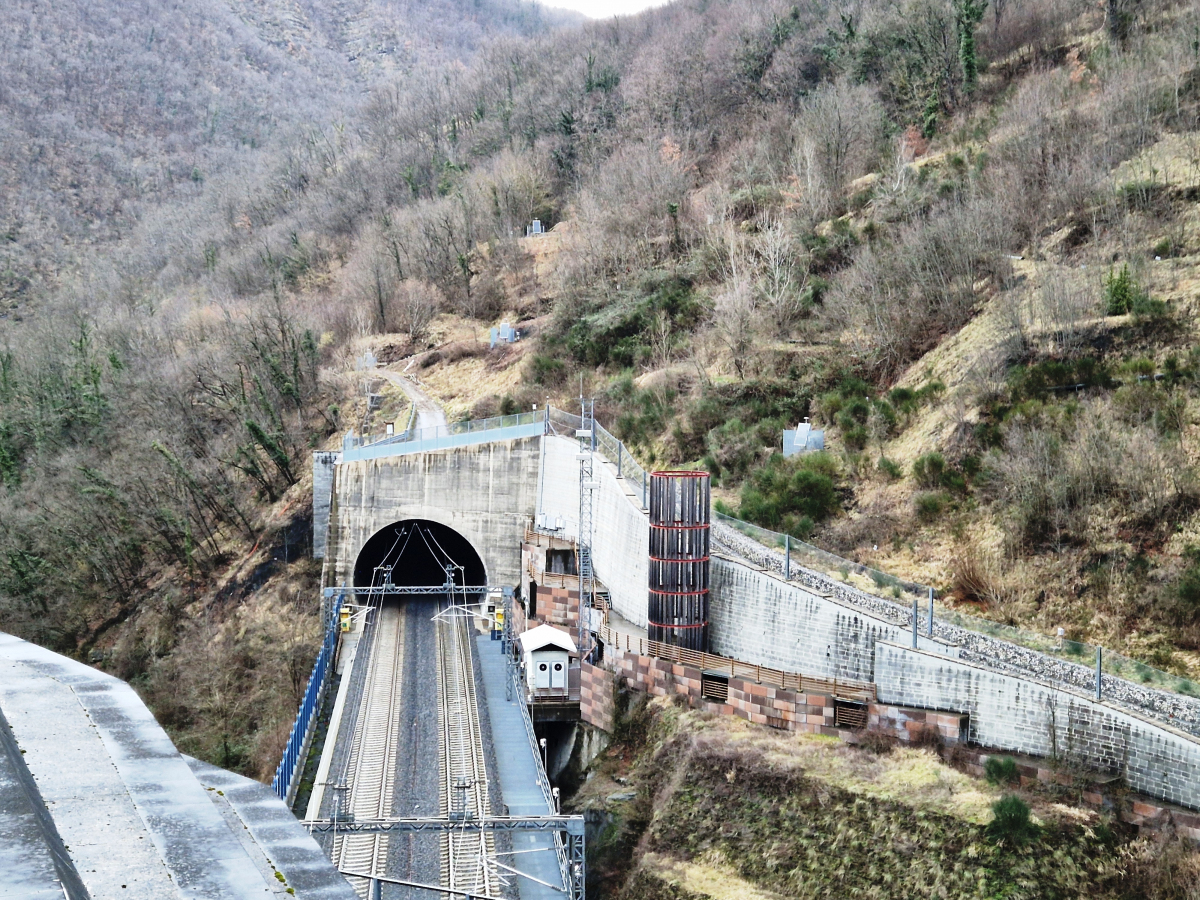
[339,607,352,632]
[783,420,824,456]
[519,624,576,694]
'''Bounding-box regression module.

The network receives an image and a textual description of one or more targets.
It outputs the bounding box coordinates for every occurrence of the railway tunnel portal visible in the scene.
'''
[352,519,487,597]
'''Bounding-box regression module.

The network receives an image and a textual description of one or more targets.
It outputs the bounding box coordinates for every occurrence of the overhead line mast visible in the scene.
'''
[577,396,597,658]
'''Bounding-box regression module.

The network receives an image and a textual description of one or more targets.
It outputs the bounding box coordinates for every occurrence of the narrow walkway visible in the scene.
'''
[375,369,447,432]
[474,636,564,900]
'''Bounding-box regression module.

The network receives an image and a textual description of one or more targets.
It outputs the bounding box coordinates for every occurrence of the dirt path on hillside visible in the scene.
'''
[375,368,448,433]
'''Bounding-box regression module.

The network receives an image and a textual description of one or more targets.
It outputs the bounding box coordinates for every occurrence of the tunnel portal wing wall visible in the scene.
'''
[324,436,542,589]
[537,434,650,628]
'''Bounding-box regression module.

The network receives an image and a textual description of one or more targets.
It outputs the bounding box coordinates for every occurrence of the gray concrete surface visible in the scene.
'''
[876,641,1200,810]
[536,434,650,629]
[0,633,350,900]
[324,438,543,589]
[186,758,356,900]
[0,705,76,899]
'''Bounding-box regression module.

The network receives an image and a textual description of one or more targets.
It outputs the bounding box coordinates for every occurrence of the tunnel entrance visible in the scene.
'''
[353,519,487,595]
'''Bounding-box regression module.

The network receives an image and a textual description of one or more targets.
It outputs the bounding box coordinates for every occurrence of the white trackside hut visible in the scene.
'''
[519,624,577,695]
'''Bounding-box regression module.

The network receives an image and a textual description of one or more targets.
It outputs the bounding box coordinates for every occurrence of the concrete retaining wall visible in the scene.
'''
[537,435,649,628]
[708,556,948,682]
[324,436,542,587]
[875,641,1200,810]
[312,451,339,559]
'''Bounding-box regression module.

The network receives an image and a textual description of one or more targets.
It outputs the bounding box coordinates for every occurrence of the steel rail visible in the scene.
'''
[436,611,499,898]
[306,815,586,834]
[334,605,406,896]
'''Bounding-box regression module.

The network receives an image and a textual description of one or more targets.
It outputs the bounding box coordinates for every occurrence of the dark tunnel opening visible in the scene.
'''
[353,519,487,595]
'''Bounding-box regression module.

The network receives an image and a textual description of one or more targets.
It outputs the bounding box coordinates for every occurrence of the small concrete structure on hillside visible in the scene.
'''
[783,420,824,456]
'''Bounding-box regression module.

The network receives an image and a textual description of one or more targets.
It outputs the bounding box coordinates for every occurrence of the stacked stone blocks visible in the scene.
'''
[580,662,615,732]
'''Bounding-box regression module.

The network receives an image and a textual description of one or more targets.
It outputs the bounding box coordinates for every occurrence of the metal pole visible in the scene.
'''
[368,878,381,900]
[785,535,791,580]
[1096,647,1103,701]
[617,443,623,477]
[912,596,918,649]
[928,586,934,637]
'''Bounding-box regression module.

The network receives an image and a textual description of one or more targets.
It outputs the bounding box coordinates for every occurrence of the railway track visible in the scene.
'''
[327,597,500,899]
[334,603,406,896]
[437,611,499,898]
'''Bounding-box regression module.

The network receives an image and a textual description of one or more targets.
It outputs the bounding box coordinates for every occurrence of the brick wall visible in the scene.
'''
[611,649,841,734]
[520,541,581,630]
[580,662,615,732]
[531,584,579,630]
[870,704,969,744]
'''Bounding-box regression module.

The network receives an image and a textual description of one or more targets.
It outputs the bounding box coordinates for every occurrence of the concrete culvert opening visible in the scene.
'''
[353,519,486,597]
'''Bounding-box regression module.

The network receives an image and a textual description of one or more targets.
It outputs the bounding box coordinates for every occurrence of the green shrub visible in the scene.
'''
[877,457,903,480]
[1104,264,1163,317]
[1153,237,1181,258]
[914,491,948,522]
[842,424,869,450]
[1008,356,1114,402]
[529,354,566,386]
[987,794,1037,844]
[912,452,946,489]
[738,452,841,538]
[1118,181,1166,211]
[984,756,1019,785]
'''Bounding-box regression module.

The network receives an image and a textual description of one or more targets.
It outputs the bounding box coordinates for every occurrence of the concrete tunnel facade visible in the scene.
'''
[323,436,543,590]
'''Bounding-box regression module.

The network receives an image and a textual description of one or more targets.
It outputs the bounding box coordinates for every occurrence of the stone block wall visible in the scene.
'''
[580,662,615,732]
[610,649,841,734]
[876,641,1200,810]
[519,540,581,630]
[532,584,579,630]
[869,704,969,745]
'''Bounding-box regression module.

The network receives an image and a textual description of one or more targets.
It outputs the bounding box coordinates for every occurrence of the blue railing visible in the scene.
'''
[272,592,344,802]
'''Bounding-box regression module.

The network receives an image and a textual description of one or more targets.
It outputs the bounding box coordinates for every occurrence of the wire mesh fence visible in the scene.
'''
[360,410,544,450]
[712,510,931,602]
[709,511,1200,729]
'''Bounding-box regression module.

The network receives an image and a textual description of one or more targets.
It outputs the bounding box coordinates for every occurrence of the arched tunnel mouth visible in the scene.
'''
[353,519,487,598]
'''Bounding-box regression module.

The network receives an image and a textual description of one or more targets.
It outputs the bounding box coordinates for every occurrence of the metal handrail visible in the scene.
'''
[360,409,544,450]
[272,592,344,802]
